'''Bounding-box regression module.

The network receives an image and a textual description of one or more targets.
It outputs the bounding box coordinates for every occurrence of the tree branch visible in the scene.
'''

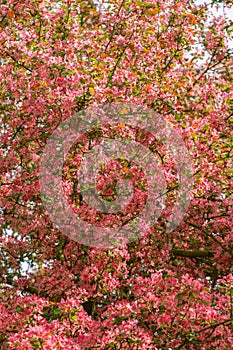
[171,249,213,258]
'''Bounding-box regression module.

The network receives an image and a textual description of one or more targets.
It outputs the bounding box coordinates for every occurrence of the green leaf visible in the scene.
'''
[53,308,62,315]
[69,314,77,321]
[16,305,24,312]
[159,304,166,311]
[176,293,183,299]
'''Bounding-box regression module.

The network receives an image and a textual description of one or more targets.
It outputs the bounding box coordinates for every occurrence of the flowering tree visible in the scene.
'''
[0,0,233,349]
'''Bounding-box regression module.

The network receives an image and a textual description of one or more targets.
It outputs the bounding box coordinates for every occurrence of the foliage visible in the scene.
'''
[0,0,233,349]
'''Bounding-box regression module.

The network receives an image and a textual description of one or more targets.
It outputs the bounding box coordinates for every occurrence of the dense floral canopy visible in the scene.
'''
[0,0,232,349]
